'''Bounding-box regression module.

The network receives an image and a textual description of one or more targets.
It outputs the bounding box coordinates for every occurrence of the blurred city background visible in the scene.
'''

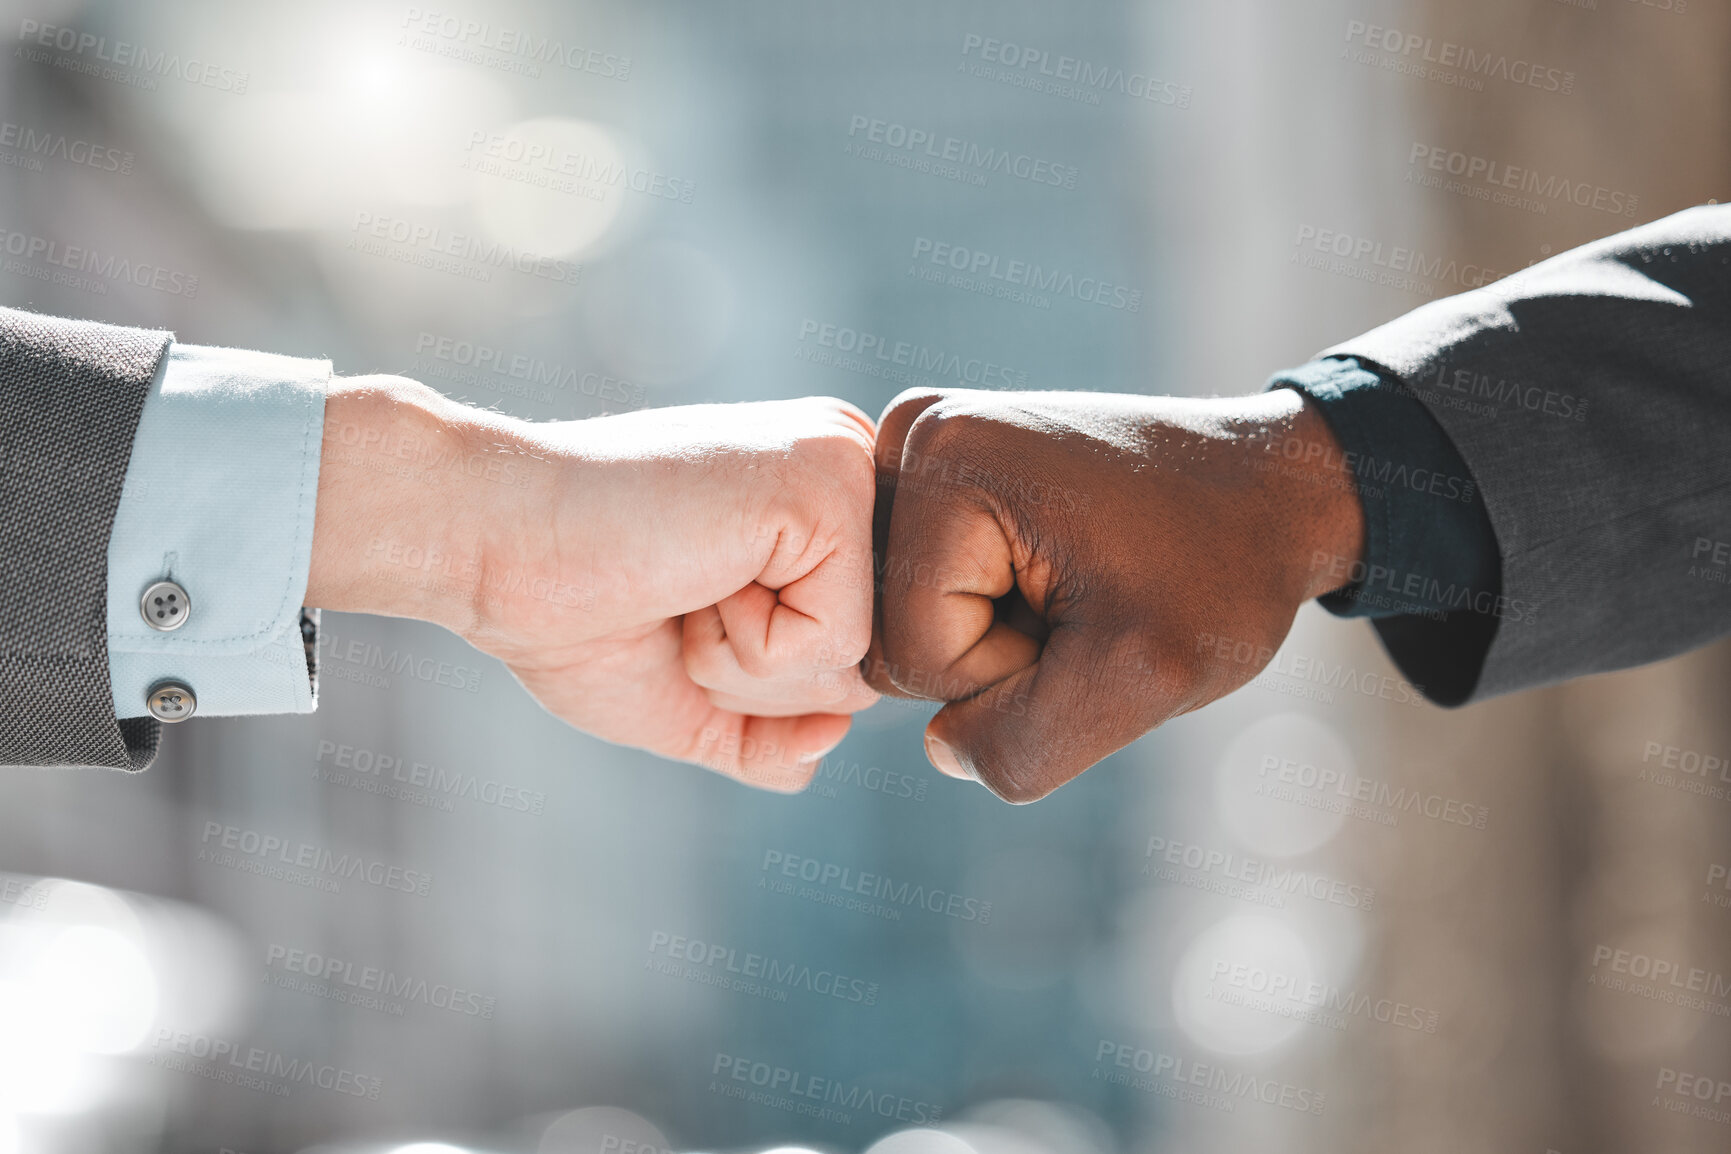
[2,0,1729,1152]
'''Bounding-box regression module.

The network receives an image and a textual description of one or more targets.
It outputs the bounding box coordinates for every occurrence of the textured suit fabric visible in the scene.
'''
[0,307,171,769]
[1329,204,1731,702]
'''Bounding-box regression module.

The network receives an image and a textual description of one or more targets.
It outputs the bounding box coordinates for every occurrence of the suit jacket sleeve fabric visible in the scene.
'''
[1324,204,1731,703]
[0,306,171,769]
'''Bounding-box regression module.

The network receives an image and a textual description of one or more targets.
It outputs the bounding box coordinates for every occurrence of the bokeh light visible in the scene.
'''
[1172,914,1315,1056]
[1213,713,1352,858]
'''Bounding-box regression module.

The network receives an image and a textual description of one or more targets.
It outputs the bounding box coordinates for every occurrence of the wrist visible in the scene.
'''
[306,375,513,635]
[1237,388,1368,602]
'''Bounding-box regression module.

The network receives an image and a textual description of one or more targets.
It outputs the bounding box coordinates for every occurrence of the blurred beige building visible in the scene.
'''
[1330,4,1731,1151]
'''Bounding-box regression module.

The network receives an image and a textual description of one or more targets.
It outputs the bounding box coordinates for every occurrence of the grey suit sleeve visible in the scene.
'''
[0,306,172,769]
[1323,204,1731,702]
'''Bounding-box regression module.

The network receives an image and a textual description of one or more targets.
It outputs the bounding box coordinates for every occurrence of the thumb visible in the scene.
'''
[922,625,1168,803]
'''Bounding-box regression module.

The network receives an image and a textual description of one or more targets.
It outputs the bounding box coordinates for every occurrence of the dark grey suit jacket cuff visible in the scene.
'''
[1268,357,1503,706]
[1323,204,1731,702]
[0,307,172,770]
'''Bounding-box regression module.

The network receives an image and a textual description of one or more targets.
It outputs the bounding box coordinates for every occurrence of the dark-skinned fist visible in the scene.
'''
[863,386,1367,803]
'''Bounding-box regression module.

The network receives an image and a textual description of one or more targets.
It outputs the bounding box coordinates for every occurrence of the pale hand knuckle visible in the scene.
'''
[683,646,726,687]
[733,646,778,679]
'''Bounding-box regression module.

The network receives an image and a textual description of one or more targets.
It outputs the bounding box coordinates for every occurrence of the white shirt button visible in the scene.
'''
[140,580,191,631]
[146,681,197,722]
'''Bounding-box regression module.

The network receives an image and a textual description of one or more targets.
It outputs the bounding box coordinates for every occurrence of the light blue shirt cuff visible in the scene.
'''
[107,342,330,719]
